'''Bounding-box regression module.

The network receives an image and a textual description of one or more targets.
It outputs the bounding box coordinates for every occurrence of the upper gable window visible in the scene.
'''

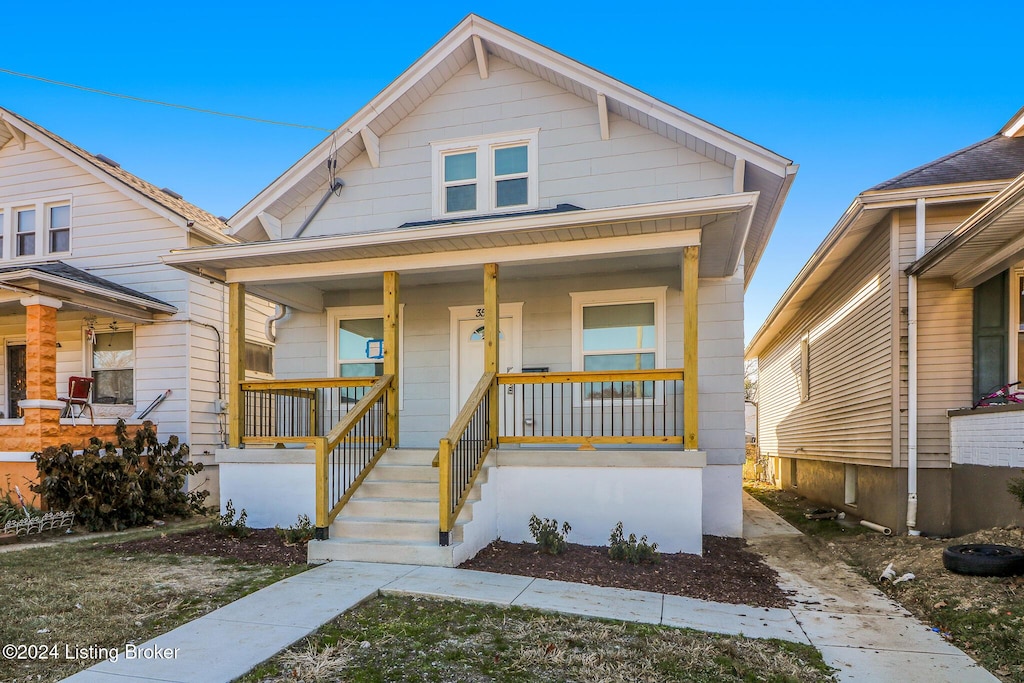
[431,130,539,218]
[16,209,36,257]
[48,204,71,253]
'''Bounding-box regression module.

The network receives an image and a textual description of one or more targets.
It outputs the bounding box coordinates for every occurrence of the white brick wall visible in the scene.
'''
[950,410,1024,467]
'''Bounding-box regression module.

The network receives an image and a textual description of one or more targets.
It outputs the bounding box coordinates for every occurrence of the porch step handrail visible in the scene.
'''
[437,371,495,546]
[314,374,394,538]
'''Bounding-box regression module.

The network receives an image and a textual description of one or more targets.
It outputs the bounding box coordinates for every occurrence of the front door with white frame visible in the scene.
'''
[449,304,522,423]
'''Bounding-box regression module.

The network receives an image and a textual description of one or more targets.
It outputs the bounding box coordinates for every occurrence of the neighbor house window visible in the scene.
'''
[571,287,667,399]
[92,330,134,405]
[48,204,70,253]
[431,130,538,217]
[16,209,35,257]
[245,341,274,376]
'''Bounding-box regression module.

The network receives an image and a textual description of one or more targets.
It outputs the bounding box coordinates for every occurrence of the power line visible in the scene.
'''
[0,66,334,132]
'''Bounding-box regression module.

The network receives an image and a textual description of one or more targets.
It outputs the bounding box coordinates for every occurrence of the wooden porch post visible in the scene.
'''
[228,282,246,448]
[383,271,399,447]
[484,263,499,446]
[683,246,699,450]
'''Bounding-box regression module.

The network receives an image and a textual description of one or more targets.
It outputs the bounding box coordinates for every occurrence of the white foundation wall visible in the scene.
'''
[216,449,316,529]
[950,408,1024,468]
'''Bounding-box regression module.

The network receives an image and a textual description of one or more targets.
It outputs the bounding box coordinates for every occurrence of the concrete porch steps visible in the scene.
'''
[307,448,483,567]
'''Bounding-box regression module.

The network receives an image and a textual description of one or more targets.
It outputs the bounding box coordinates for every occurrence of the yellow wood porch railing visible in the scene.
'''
[240,377,382,444]
[239,375,395,539]
[438,371,495,546]
[496,368,685,447]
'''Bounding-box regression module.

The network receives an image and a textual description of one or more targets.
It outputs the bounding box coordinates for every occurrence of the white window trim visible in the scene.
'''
[327,304,405,409]
[430,129,539,218]
[45,202,72,255]
[570,287,668,406]
[0,195,73,261]
[87,324,136,407]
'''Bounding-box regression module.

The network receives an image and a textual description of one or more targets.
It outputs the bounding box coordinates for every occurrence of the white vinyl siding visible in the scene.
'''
[284,56,733,238]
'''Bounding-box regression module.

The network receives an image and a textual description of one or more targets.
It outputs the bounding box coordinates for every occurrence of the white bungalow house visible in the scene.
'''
[164,15,796,565]
[0,107,272,504]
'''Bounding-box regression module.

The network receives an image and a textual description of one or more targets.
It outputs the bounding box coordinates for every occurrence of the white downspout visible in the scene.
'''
[907,198,925,536]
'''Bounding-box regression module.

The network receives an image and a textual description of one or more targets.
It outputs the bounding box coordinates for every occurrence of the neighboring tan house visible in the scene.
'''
[748,108,1024,536]
[165,15,797,565]
[0,107,273,504]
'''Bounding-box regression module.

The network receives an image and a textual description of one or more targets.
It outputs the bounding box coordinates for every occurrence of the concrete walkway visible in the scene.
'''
[743,492,997,682]
[62,499,997,682]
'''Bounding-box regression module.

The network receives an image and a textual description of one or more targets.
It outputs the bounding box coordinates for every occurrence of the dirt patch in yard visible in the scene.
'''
[110,527,308,566]
[463,536,790,608]
[748,484,1024,682]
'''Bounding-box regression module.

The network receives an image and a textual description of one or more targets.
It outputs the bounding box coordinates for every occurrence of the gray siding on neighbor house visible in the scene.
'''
[758,219,893,466]
[280,56,733,238]
[273,266,744,467]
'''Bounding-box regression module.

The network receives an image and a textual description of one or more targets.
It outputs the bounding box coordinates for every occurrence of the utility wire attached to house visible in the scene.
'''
[0,66,333,132]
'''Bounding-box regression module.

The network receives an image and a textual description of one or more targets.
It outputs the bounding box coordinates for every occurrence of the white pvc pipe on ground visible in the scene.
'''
[860,519,893,535]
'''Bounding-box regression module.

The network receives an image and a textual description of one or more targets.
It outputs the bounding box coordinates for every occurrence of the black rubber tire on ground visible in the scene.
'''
[942,544,1024,577]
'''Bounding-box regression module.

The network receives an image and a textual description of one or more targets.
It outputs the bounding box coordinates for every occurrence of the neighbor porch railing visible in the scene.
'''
[437,368,685,544]
[240,375,394,538]
[437,371,494,546]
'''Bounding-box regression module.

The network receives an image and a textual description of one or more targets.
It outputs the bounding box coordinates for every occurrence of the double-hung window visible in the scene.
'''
[48,204,70,253]
[16,209,35,257]
[432,130,538,217]
[92,330,134,405]
[571,287,667,400]
[328,305,404,407]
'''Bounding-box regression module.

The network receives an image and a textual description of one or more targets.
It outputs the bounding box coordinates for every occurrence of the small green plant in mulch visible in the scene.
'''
[31,420,208,531]
[608,521,660,564]
[216,499,252,538]
[275,514,314,545]
[528,514,571,555]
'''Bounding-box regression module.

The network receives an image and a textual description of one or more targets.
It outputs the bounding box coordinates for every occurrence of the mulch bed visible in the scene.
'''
[109,528,307,566]
[464,536,790,608]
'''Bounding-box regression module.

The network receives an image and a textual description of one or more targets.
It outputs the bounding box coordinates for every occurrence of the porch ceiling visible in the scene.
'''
[165,194,756,310]
[908,171,1024,288]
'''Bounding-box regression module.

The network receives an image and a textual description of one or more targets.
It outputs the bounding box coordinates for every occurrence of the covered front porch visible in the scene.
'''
[0,263,173,504]
[166,197,752,559]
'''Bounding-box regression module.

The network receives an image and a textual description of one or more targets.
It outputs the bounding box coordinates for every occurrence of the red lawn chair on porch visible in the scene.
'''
[58,376,94,426]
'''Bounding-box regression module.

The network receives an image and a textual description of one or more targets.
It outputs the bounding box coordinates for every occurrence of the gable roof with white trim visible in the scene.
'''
[228,14,796,287]
[0,107,234,245]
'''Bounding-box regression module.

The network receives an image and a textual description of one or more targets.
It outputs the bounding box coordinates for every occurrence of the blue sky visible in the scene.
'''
[3,1,1019,341]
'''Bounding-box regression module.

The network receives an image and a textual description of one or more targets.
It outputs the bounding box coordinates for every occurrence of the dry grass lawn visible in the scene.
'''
[0,531,305,682]
[242,594,834,683]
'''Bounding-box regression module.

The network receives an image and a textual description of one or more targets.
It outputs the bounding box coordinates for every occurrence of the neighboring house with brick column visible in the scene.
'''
[0,107,273,504]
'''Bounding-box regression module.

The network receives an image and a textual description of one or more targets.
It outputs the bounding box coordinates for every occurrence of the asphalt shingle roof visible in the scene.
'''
[871,135,1024,192]
[0,261,172,308]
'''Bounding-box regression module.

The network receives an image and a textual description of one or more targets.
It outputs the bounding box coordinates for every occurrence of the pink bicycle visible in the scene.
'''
[972,381,1024,409]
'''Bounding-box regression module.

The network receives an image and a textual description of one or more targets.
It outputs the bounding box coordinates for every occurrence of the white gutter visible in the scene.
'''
[907,198,925,536]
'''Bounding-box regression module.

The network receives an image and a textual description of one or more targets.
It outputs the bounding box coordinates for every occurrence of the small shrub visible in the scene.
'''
[1009,475,1024,510]
[31,420,208,531]
[216,499,252,538]
[608,521,660,564]
[275,514,314,545]
[528,514,571,555]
